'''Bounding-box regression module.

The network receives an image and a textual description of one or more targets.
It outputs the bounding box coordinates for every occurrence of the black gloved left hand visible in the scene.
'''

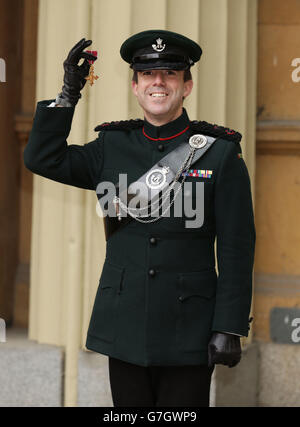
[60,38,98,107]
[208,332,241,368]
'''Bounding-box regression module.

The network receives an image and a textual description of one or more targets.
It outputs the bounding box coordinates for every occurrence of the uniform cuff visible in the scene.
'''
[48,101,57,107]
[216,331,243,337]
[32,100,75,134]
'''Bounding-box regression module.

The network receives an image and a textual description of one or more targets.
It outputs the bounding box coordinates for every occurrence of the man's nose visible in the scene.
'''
[152,71,166,85]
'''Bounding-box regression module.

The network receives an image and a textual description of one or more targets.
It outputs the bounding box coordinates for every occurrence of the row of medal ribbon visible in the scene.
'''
[181,169,213,178]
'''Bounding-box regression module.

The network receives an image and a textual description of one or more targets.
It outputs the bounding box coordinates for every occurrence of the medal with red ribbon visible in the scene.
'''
[85,50,99,86]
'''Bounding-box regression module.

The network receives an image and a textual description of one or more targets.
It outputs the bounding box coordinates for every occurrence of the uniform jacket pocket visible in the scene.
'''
[87,261,124,343]
[177,269,217,301]
[176,269,217,352]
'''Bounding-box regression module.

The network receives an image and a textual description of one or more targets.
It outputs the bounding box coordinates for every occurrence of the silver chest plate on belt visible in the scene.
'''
[189,134,208,149]
[146,166,170,190]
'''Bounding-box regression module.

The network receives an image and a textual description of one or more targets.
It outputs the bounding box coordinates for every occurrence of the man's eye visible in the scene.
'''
[166,70,176,75]
[142,71,152,75]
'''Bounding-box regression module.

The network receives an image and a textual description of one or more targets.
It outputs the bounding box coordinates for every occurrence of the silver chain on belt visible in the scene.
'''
[113,146,197,223]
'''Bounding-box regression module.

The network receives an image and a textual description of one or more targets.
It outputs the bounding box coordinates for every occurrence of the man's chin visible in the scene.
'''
[145,104,170,117]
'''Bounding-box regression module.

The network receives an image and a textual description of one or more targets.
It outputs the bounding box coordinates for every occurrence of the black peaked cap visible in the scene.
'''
[120,29,202,71]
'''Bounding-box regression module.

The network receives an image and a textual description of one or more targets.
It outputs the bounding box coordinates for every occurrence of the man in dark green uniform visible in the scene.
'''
[24,30,255,407]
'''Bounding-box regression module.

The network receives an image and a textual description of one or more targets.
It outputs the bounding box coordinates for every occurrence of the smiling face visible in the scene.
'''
[131,69,193,126]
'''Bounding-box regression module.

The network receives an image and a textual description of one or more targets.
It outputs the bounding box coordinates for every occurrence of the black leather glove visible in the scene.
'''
[208,332,242,368]
[58,38,97,107]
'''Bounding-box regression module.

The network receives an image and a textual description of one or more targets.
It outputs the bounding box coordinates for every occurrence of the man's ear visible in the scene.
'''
[131,80,138,96]
[183,79,193,99]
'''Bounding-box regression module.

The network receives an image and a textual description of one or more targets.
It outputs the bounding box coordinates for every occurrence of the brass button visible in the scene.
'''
[149,237,157,245]
[148,269,156,277]
[158,144,164,152]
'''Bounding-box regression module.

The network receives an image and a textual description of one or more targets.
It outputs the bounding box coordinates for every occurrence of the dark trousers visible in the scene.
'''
[108,356,214,407]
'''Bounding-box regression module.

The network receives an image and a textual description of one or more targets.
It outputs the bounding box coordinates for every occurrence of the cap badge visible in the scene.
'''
[152,38,166,52]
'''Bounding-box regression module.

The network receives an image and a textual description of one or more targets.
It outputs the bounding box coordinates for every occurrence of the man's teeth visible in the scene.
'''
[150,93,167,97]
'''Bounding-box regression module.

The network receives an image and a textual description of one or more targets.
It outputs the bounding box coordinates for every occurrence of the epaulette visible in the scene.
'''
[94,119,144,132]
[189,120,242,144]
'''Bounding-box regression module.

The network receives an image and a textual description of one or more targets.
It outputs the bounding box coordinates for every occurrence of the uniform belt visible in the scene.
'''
[103,133,216,240]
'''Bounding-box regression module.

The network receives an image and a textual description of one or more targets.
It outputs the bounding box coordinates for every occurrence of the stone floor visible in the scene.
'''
[1,328,298,407]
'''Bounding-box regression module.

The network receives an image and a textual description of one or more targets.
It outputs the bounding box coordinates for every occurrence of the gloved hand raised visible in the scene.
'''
[58,38,97,107]
[208,332,241,368]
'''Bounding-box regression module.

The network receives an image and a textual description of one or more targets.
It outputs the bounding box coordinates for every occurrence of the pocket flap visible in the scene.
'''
[99,261,124,291]
[178,269,217,301]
